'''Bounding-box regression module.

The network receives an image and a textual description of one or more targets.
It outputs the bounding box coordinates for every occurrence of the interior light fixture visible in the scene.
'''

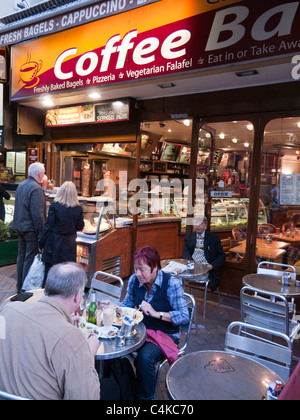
[235,70,258,77]
[42,96,54,107]
[247,123,254,131]
[232,138,238,143]
[88,92,101,99]
[157,82,176,89]
[219,133,225,139]
[244,142,250,147]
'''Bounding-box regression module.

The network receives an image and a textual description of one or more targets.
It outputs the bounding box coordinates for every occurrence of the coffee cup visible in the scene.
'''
[20,60,43,85]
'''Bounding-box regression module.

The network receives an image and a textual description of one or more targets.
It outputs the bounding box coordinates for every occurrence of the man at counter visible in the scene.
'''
[182,216,226,292]
[12,162,46,292]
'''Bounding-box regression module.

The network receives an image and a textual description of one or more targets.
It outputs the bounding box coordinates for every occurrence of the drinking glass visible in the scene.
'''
[102,305,115,326]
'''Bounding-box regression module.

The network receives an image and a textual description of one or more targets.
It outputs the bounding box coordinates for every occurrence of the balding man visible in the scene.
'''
[0,262,100,400]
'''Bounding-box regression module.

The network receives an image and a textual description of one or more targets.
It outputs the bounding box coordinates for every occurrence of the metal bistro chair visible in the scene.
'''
[225,321,293,383]
[240,286,300,341]
[155,292,196,397]
[91,271,124,305]
[257,261,297,314]
[0,390,30,400]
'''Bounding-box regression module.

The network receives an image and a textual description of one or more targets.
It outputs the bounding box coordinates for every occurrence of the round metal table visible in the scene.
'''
[95,322,146,377]
[161,259,210,281]
[166,350,285,400]
[243,273,300,298]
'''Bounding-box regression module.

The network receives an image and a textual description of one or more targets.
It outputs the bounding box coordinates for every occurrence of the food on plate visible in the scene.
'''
[113,307,143,325]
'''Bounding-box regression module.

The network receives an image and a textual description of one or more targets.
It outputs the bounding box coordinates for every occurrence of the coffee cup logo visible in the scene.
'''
[20,59,43,88]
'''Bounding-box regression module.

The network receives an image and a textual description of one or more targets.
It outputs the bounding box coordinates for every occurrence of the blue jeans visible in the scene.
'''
[135,342,164,400]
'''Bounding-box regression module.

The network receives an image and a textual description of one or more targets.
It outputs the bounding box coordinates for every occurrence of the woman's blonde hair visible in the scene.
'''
[54,181,80,208]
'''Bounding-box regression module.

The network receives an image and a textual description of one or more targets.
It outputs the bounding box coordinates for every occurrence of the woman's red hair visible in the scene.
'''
[132,245,161,272]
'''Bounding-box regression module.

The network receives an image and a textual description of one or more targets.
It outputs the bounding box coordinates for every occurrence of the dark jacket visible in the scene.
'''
[0,184,10,222]
[12,176,46,235]
[39,201,84,265]
[182,231,226,291]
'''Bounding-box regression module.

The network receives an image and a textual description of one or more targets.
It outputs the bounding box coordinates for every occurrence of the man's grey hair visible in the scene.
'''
[28,162,45,177]
[45,262,87,298]
[193,215,208,226]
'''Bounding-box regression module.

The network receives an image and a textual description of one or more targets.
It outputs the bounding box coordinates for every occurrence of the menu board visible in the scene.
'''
[45,100,129,127]
[280,174,300,205]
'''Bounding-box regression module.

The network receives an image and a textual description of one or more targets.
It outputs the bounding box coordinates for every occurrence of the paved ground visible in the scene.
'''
[1,264,299,400]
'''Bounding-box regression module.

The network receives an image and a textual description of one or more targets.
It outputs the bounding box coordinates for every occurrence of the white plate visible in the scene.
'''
[78,322,118,339]
[97,326,118,339]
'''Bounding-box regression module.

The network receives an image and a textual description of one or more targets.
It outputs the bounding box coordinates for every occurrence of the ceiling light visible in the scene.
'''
[219,133,225,139]
[168,129,172,133]
[247,124,254,131]
[42,96,54,107]
[183,119,191,127]
[157,82,176,89]
[244,142,250,148]
[297,122,300,128]
[232,138,238,143]
[88,92,101,99]
[235,70,258,77]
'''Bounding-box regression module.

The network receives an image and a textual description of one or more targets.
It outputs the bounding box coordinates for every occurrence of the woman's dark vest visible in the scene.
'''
[132,271,179,335]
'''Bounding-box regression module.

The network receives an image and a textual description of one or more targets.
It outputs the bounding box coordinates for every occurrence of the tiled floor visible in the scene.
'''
[1,264,299,400]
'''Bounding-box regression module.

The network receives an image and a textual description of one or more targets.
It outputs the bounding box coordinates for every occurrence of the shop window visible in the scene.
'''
[198,121,255,262]
[262,118,300,265]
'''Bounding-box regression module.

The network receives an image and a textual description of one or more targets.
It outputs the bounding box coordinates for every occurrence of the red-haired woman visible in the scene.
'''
[122,245,189,400]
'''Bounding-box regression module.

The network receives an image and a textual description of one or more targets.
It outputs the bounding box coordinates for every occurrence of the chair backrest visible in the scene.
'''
[232,228,246,242]
[221,238,231,256]
[257,261,297,280]
[91,271,124,304]
[240,286,290,336]
[178,292,196,355]
[225,321,293,382]
[0,390,30,400]
[258,223,277,236]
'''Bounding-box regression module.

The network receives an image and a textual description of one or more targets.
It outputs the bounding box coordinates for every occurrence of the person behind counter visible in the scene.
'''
[39,181,84,285]
[182,215,225,292]
[121,245,189,400]
[0,184,10,222]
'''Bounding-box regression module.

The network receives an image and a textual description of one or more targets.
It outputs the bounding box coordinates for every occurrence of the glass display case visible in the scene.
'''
[211,197,267,231]
[77,197,115,240]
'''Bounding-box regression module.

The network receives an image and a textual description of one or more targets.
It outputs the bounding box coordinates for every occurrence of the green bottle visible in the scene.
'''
[88,289,97,325]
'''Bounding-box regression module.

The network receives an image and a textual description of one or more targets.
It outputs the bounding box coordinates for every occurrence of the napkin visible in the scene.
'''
[162,261,187,275]
[278,361,300,400]
[146,329,179,365]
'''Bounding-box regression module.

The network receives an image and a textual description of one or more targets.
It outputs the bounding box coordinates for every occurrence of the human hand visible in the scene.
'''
[86,333,100,355]
[139,300,156,318]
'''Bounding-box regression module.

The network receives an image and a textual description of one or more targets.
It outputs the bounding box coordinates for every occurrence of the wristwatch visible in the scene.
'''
[159,312,164,320]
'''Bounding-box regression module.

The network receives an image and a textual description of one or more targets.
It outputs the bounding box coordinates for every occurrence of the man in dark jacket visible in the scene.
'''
[13,162,46,292]
[182,216,225,291]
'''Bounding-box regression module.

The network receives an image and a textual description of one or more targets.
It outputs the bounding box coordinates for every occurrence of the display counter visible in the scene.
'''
[211,197,267,232]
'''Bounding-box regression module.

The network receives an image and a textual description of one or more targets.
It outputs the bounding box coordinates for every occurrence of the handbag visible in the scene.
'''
[22,253,45,291]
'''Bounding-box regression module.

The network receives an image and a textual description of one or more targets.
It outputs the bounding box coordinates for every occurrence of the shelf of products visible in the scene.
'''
[211,197,267,231]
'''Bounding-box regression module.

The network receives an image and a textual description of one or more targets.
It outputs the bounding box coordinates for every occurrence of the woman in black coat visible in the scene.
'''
[39,181,84,284]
